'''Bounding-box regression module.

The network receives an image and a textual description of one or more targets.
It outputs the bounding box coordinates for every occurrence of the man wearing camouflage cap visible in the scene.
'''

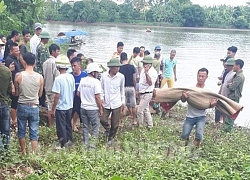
[36,31,50,107]
[30,23,42,55]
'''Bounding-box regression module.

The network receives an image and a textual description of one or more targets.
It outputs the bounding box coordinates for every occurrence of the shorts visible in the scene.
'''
[125,87,136,107]
[10,94,18,109]
[17,104,39,140]
[72,96,81,117]
[181,116,206,141]
[46,94,55,111]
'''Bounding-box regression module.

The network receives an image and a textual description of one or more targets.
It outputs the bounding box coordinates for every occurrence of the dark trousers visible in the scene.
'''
[55,109,73,147]
[72,96,82,123]
[0,102,10,150]
[100,107,121,140]
[215,108,221,123]
[39,88,46,107]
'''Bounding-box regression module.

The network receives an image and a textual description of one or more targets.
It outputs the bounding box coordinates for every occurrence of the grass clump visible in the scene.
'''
[1,106,250,179]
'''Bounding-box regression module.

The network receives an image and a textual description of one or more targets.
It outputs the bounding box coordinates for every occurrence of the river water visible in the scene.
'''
[44,22,250,127]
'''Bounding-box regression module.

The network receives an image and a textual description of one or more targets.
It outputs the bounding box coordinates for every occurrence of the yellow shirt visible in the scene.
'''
[129,56,142,68]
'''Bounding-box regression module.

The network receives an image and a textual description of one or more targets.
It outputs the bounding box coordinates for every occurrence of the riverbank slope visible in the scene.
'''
[1,105,250,179]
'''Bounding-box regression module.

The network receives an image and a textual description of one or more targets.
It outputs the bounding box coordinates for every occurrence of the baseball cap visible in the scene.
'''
[155,45,161,50]
[34,23,42,30]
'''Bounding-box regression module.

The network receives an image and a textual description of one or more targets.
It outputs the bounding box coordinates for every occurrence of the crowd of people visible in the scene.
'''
[0,23,245,154]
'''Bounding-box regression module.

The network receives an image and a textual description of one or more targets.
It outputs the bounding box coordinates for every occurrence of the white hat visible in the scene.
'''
[34,23,42,30]
[56,55,70,69]
[86,63,102,73]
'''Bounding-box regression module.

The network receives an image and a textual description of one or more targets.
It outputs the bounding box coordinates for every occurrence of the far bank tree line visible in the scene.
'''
[45,0,250,29]
[1,0,250,36]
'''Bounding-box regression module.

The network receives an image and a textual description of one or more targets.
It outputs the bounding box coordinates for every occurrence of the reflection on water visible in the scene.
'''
[44,23,250,127]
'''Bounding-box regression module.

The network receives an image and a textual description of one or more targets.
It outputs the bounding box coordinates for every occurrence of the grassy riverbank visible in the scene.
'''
[1,105,250,179]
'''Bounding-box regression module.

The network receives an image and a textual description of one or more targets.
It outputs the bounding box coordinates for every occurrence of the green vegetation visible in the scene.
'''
[1,106,250,179]
[0,0,45,35]
[1,0,250,36]
[44,0,250,29]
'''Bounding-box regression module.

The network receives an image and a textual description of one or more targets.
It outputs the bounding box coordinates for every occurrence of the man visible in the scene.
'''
[19,29,31,56]
[52,56,75,148]
[153,53,161,87]
[77,63,102,147]
[19,29,31,70]
[181,68,217,147]
[36,31,50,75]
[154,45,164,74]
[3,30,20,60]
[224,59,245,132]
[77,53,85,70]
[14,52,44,154]
[144,50,150,56]
[161,50,177,88]
[139,46,145,59]
[112,42,124,59]
[5,43,22,126]
[119,52,137,125]
[43,44,60,127]
[30,23,42,55]
[70,57,87,131]
[215,58,235,126]
[0,62,12,151]
[227,46,237,58]
[0,34,6,44]
[137,56,158,129]
[36,31,50,107]
[100,58,125,145]
[0,35,6,60]
[217,56,231,86]
[129,47,142,75]
[0,39,5,62]
[66,49,77,73]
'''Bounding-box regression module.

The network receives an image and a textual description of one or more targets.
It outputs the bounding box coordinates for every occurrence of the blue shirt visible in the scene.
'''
[163,58,177,78]
[52,73,75,110]
[71,71,88,95]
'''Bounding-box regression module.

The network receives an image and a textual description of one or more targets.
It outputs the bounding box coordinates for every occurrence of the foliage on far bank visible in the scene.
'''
[0,0,45,36]
[44,0,250,29]
[1,0,250,36]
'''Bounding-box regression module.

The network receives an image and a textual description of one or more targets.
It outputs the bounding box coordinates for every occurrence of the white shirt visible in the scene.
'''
[139,67,158,93]
[30,34,41,55]
[101,71,125,109]
[78,76,102,110]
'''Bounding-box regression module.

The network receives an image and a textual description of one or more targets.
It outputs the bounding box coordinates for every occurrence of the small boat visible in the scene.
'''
[52,30,89,46]
[146,28,151,32]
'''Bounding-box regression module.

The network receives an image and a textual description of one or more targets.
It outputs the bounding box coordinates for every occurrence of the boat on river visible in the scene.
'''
[52,30,89,46]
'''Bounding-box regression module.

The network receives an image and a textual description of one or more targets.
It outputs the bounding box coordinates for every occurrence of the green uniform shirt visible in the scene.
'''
[152,59,160,75]
[227,70,245,103]
[36,42,49,75]
[0,64,12,105]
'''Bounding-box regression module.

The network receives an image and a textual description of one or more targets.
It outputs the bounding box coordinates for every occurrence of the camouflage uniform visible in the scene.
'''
[36,42,49,75]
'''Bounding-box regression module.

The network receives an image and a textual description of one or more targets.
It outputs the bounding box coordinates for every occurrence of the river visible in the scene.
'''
[44,22,250,127]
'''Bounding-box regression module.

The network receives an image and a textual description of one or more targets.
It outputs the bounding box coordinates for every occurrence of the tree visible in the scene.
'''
[234,16,249,29]
[181,4,205,27]
[59,3,73,19]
